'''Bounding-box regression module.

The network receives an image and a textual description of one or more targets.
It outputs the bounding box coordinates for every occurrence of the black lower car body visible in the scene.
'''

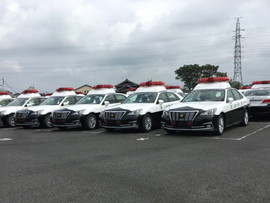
[249,105,270,117]
[51,110,83,128]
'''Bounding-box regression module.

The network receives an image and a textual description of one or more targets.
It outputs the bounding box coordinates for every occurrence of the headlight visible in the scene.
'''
[0,110,7,115]
[72,110,85,116]
[32,110,43,115]
[127,109,142,116]
[200,108,217,116]
[162,109,169,116]
[99,111,105,118]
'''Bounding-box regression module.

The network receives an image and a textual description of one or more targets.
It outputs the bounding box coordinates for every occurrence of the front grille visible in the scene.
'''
[104,111,126,120]
[16,111,30,119]
[170,111,199,122]
[53,111,71,120]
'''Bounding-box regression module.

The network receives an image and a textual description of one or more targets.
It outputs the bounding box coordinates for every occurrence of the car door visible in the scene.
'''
[231,89,245,122]
[225,89,238,125]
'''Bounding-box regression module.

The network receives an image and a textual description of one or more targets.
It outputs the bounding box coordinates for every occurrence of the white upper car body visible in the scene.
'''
[161,77,250,135]
[244,81,270,116]
[51,86,127,129]
[100,81,182,132]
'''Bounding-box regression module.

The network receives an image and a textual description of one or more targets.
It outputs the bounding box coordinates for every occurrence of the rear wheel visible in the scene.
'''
[140,114,153,132]
[214,114,225,135]
[41,114,52,128]
[83,114,98,130]
[5,114,16,127]
[240,109,249,126]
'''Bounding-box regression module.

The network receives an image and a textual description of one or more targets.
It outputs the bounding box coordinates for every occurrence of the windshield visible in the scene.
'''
[0,99,12,107]
[41,96,65,105]
[123,92,157,104]
[182,89,225,102]
[244,89,270,96]
[7,98,28,106]
[76,94,104,104]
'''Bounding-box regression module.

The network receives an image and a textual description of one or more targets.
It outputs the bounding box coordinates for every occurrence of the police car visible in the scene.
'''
[0,92,14,107]
[244,80,270,117]
[238,86,252,94]
[165,85,185,98]
[51,84,127,130]
[100,81,182,132]
[0,89,44,127]
[161,77,250,135]
[15,87,83,128]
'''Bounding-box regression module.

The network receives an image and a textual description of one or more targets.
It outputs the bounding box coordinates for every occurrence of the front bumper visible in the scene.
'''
[15,113,40,127]
[51,113,84,128]
[100,114,141,129]
[161,114,216,132]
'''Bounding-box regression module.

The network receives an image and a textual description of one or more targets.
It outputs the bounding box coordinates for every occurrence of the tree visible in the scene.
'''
[175,64,227,90]
[229,80,241,89]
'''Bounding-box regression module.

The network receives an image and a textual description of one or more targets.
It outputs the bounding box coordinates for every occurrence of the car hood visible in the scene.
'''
[167,102,224,111]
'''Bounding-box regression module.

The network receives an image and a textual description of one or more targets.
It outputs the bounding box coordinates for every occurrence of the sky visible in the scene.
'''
[0,0,270,93]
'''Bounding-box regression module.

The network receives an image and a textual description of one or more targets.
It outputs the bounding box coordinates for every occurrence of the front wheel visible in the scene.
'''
[240,109,249,126]
[40,114,53,128]
[140,114,153,132]
[83,114,98,130]
[214,114,225,135]
[5,114,16,127]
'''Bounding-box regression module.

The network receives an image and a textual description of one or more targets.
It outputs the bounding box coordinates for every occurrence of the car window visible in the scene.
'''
[157,92,169,102]
[122,93,157,104]
[245,90,270,96]
[63,97,77,105]
[27,98,42,106]
[104,95,116,104]
[231,89,243,100]
[115,94,126,103]
[167,92,179,102]
[227,89,235,101]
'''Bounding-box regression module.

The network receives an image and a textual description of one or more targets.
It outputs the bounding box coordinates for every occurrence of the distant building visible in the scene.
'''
[115,79,139,93]
[75,84,92,95]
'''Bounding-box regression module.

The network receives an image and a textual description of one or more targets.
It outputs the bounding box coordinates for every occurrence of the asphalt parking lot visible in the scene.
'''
[1,118,270,203]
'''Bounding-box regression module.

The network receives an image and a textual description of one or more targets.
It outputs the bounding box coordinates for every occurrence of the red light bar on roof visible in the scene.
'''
[198,77,229,83]
[165,85,181,89]
[21,89,39,94]
[239,86,251,89]
[262,99,270,104]
[126,88,137,92]
[93,84,114,89]
[140,81,165,86]
[45,93,53,96]
[76,91,84,94]
[56,87,74,92]
[0,92,10,95]
[252,80,270,85]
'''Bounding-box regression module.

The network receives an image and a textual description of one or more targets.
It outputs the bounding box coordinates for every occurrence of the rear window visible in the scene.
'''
[245,90,270,96]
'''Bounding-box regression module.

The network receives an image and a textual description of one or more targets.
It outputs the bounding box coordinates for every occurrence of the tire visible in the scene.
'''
[164,129,175,134]
[5,114,16,127]
[240,109,249,126]
[83,114,98,130]
[140,114,153,132]
[214,114,225,135]
[41,114,52,128]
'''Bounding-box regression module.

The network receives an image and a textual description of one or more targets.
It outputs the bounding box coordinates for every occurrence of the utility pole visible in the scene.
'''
[233,17,244,85]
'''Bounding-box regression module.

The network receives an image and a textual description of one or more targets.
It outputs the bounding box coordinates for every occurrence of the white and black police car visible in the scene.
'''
[51,84,127,130]
[100,81,182,132]
[15,87,83,128]
[244,80,270,117]
[0,91,14,107]
[161,77,250,135]
[0,89,44,127]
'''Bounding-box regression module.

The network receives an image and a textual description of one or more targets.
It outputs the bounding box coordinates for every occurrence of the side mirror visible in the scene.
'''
[104,101,110,106]
[158,99,164,105]
[227,97,234,103]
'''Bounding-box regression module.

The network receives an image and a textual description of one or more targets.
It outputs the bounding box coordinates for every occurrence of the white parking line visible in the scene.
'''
[91,130,105,134]
[237,124,270,141]
[0,138,13,141]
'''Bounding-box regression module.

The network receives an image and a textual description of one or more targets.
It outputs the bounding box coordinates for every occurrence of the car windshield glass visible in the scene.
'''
[0,99,12,107]
[123,92,157,103]
[76,94,104,104]
[41,96,65,105]
[182,89,225,102]
[244,90,270,96]
[7,98,28,106]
